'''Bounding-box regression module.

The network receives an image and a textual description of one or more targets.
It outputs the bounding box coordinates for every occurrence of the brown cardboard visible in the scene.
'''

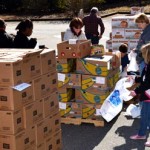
[57,40,91,58]
[43,92,59,118]
[53,130,62,150]
[0,130,25,150]
[0,109,24,134]
[23,100,43,128]
[58,73,81,88]
[40,49,56,75]
[0,82,33,111]
[36,142,45,150]
[0,58,23,86]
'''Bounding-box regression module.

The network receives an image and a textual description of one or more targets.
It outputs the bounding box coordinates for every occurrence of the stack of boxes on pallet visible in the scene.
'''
[0,49,62,150]
[106,7,149,52]
[57,40,120,126]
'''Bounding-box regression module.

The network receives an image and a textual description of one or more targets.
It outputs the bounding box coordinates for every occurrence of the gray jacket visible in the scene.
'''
[135,24,150,64]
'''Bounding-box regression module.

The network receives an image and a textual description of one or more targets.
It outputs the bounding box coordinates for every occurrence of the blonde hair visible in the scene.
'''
[135,13,150,24]
[141,43,150,64]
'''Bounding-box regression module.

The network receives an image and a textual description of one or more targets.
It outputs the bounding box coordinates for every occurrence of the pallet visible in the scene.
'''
[61,117,104,127]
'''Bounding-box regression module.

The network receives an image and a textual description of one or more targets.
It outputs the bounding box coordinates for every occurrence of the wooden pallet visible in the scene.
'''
[61,117,104,127]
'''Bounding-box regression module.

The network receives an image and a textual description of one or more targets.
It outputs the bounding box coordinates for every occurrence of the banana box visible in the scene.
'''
[58,73,81,88]
[82,103,101,119]
[75,89,110,104]
[90,44,104,56]
[76,55,113,76]
[56,57,76,73]
[82,74,114,90]
[113,68,120,84]
[59,102,82,118]
[58,88,75,102]
[104,51,121,69]
[57,40,91,58]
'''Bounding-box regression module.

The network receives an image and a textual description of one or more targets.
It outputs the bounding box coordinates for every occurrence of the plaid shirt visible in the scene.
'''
[82,13,105,36]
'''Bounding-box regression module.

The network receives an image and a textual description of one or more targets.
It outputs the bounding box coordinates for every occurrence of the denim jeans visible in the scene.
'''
[85,34,99,45]
[138,101,150,136]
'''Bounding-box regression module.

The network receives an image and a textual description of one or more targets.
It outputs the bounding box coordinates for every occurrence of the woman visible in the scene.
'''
[129,43,150,147]
[63,17,86,41]
[14,19,37,48]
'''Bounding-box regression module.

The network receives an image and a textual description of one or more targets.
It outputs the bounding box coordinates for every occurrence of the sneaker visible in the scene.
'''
[130,134,146,140]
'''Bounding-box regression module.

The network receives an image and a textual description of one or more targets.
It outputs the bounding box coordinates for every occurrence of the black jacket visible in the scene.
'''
[0,30,14,48]
[134,64,150,101]
[14,31,37,48]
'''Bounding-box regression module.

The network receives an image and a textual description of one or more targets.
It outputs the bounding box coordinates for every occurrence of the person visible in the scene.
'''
[82,7,105,45]
[0,18,14,48]
[134,13,150,75]
[14,19,37,48]
[129,43,150,147]
[119,43,130,72]
[63,17,86,41]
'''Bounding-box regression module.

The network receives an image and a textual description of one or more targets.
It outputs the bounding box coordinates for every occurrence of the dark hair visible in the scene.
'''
[69,17,83,36]
[119,43,128,53]
[0,18,5,28]
[16,19,33,32]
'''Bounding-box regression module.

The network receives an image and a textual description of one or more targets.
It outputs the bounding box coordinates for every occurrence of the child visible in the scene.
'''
[119,43,130,72]
[129,43,150,147]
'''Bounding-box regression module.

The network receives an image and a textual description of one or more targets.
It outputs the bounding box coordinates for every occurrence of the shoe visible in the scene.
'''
[145,141,150,147]
[130,134,146,140]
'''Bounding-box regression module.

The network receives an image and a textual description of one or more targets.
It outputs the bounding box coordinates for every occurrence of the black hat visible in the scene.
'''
[0,18,5,28]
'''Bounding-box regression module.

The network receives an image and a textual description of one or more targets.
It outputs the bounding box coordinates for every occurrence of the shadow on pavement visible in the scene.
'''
[61,116,119,150]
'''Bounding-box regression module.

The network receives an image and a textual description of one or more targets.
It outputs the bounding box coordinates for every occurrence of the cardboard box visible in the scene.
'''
[112,29,125,39]
[0,131,25,150]
[76,56,113,76]
[43,92,59,118]
[106,40,112,50]
[56,57,76,73]
[59,102,82,118]
[112,17,128,28]
[24,126,36,150]
[130,7,144,15]
[82,103,101,119]
[0,82,33,111]
[35,117,53,146]
[75,89,110,104]
[57,40,91,58]
[112,40,129,51]
[36,142,45,150]
[58,73,81,88]
[90,44,104,55]
[40,49,56,75]
[0,58,23,86]
[81,74,113,90]
[128,40,138,51]
[125,29,142,40]
[58,88,75,102]
[23,100,43,128]
[0,109,24,134]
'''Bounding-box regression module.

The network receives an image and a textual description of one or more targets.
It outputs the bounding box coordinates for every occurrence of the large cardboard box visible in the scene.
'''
[0,131,25,150]
[40,49,56,75]
[23,100,43,128]
[56,57,76,73]
[125,28,142,40]
[43,92,59,118]
[58,73,81,88]
[0,109,24,134]
[75,89,110,104]
[130,6,144,15]
[76,56,113,76]
[59,102,82,118]
[0,58,23,86]
[57,40,91,58]
[0,82,33,111]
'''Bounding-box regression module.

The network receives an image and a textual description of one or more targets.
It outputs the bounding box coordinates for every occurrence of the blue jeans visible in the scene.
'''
[138,102,150,136]
[85,34,99,45]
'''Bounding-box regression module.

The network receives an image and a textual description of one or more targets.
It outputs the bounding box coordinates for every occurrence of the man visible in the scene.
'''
[82,7,105,45]
[0,18,14,48]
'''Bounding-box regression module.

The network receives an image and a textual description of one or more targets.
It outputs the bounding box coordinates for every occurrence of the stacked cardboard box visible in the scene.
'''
[0,49,62,150]
[57,40,120,125]
[106,8,150,52]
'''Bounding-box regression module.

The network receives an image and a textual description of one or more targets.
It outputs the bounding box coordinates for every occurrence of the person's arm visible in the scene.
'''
[98,17,105,38]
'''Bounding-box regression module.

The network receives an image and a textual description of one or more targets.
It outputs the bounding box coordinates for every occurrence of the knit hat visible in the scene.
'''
[90,7,99,13]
